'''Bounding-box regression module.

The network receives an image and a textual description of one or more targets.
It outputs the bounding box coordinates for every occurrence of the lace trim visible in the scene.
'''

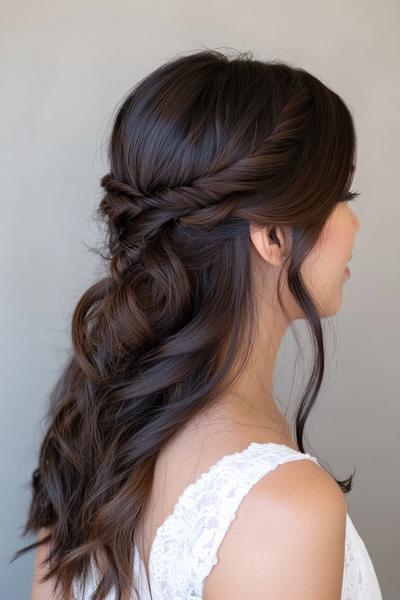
[73,441,382,599]
[148,441,320,598]
[342,514,363,599]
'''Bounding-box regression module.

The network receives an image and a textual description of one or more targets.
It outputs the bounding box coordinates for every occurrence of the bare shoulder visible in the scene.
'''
[203,458,347,600]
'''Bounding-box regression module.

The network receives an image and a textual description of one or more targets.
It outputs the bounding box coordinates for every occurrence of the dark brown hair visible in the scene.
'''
[12,48,358,599]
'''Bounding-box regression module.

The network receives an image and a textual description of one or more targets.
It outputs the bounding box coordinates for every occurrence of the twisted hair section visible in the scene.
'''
[13,48,357,599]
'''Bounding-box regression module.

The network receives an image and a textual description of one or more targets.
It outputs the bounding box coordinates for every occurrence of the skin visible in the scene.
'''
[296,200,360,318]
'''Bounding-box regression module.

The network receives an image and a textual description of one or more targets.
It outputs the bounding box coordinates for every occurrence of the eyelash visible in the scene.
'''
[344,189,361,202]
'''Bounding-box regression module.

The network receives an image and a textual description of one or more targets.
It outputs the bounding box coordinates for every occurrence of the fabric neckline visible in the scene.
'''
[135,440,311,577]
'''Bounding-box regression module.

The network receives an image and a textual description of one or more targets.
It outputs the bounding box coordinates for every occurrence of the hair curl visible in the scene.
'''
[12,48,358,599]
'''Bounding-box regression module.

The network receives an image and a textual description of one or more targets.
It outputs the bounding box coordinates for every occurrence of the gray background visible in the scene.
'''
[1,1,399,597]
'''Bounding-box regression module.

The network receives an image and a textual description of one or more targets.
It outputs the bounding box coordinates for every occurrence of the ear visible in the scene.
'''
[249,223,290,267]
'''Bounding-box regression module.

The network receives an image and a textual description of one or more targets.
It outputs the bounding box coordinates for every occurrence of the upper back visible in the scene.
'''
[71,440,382,599]
[141,441,346,599]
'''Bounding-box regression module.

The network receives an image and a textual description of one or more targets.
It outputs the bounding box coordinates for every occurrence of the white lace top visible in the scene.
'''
[73,442,382,599]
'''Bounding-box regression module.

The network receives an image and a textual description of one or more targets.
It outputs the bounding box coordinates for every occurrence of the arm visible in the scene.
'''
[203,459,347,600]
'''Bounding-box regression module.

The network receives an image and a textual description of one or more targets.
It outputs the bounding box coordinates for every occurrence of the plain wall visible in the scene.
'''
[1,0,399,597]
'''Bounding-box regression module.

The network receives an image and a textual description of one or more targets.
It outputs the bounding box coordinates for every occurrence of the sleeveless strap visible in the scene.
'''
[149,441,320,599]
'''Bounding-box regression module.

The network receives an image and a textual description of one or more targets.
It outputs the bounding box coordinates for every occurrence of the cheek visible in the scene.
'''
[315,211,353,273]
[301,218,351,299]
[290,208,356,318]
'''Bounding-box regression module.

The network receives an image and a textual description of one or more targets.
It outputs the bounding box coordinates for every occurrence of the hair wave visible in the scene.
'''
[12,48,357,599]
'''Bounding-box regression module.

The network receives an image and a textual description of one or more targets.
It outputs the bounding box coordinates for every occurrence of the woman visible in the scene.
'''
[13,48,382,599]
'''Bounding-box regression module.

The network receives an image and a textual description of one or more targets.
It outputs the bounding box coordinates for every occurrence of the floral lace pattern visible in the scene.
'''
[147,442,382,600]
[341,511,382,599]
[73,441,382,599]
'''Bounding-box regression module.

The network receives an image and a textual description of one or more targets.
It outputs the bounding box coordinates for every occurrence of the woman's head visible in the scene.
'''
[13,48,358,600]
[100,48,358,330]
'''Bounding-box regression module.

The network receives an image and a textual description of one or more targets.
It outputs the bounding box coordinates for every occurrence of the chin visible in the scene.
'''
[286,277,345,321]
[319,291,344,318]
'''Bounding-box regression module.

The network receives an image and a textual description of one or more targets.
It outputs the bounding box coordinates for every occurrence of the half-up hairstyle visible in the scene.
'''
[12,48,358,599]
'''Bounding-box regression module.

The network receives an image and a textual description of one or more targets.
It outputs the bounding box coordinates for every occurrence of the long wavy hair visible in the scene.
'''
[12,48,358,599]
